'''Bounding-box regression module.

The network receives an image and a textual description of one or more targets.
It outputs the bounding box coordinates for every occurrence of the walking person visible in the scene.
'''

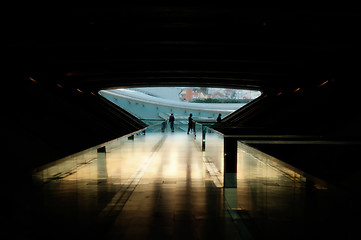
[169,113,175,132]
[187,113,193,135]
[217,113,222,123]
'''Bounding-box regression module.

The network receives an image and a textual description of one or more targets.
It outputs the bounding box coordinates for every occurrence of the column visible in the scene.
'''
[202,125,206,151]
[224,137,237,188]
[97,146,108,180]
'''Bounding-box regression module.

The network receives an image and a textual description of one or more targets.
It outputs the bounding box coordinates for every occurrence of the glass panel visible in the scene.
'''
[32,122,166,183]
[234,141,350,239]
[201,127,224,187]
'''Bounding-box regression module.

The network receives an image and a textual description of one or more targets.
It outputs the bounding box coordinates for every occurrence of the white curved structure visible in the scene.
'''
[99,89,247,123]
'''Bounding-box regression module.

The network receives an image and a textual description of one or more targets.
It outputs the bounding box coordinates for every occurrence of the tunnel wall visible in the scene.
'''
[2,75,146,177]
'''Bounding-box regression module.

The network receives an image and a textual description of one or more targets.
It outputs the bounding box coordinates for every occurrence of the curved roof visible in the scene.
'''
[99,89,246,114]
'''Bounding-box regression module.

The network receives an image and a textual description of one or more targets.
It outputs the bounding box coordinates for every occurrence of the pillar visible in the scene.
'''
[202,125,206,151]
[97,146,108,180]
[97,146,106,153]
[224,137,237,188]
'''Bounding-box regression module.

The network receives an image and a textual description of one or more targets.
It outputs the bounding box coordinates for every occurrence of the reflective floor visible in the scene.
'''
[235,143,359,239]
[9,131,359,239]
[24,132,240,240]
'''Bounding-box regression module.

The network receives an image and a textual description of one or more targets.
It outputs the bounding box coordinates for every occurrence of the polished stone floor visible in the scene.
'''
[7,130,359,239]
[24,132,241,240]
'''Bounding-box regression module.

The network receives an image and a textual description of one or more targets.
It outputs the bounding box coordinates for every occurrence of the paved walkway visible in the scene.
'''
[9,130,358,239]
[27,132,241,240]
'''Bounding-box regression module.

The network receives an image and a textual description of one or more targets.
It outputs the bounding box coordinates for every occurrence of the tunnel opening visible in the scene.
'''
[98,87,262,129]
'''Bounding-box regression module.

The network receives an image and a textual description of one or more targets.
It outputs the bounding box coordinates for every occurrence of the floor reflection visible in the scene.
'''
[234,142,356,239]
[28,132,241,240]
[26,130,357,239]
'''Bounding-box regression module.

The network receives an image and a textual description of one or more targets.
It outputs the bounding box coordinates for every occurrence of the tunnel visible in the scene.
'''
[3,8,361,239]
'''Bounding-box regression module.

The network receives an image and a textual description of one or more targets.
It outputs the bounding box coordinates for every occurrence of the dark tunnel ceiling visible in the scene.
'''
[6,8,361,91]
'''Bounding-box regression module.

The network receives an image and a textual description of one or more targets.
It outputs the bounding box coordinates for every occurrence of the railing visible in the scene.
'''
[195,123,335,188]
[194,122,361,239]
[200,126,224,171]
[32,121,166,183]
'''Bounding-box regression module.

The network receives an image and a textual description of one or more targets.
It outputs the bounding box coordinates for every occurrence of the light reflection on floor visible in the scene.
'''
[26,131,356,240]
[29,132,240,240]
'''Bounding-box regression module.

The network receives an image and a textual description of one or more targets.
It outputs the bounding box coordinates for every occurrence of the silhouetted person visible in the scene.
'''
[161,121,166,132]
[169,113,175,132]
[217,114,222,123]
[187,113,193,134]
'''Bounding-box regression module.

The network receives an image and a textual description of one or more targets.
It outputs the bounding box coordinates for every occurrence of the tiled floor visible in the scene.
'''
[10,130,359,239]
[26,132,241,240]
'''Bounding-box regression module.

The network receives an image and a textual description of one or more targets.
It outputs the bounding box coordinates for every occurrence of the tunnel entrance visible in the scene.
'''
[98,87,262,127]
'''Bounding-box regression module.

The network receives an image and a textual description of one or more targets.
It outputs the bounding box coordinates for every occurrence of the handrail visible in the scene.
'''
[107,120,165,141]
[33,121,166,173]
[197,124,338,189]
[204,125,225,136]
[204,126,361,144]
[241,143,333,190]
